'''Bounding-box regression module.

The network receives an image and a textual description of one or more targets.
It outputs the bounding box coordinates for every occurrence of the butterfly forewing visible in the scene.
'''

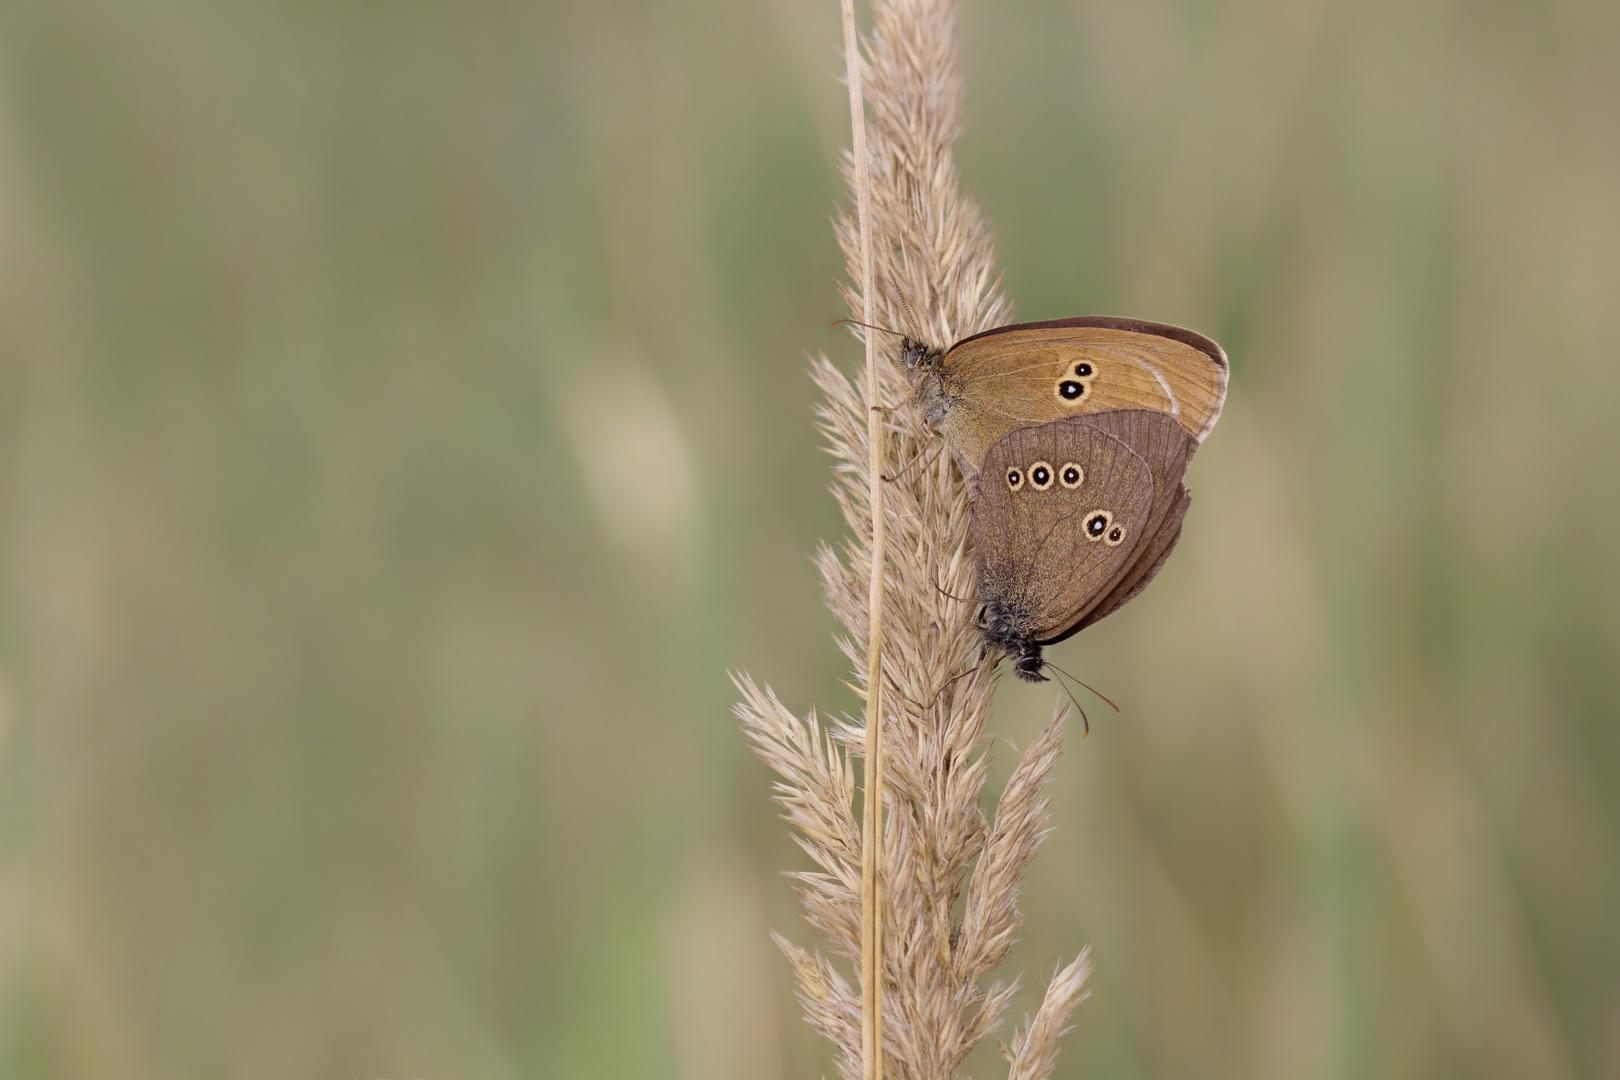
[933,317,1226,479]
[973,418,1156,643]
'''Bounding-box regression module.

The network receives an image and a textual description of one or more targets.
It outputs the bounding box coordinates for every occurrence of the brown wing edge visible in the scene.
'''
[1069,486,1190,638]
[1037,410,1195,644]
[946,315,1228,371]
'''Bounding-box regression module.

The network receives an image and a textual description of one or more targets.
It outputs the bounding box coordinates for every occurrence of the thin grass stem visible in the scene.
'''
[842,3,886,1079]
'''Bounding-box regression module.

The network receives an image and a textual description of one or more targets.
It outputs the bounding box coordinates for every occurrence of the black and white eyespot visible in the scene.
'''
[1073,362,1093,378]
[1104,524,1125,547]
[1059,463,1083,489]
[1084,510,1114,541]
[1057,380,1085,401]
[1029,461,1054,490]
[1006,468,1024,491]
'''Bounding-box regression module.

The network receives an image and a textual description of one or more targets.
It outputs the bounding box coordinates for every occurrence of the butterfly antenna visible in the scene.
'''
[831,317,904,339]
[1041,670,1091,736]
[1041,660,1121,713]
[890,282,925,342]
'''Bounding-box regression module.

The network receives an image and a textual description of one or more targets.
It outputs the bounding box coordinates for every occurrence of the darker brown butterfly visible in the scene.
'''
[902,316,1227,486]
[971,408,1198,682]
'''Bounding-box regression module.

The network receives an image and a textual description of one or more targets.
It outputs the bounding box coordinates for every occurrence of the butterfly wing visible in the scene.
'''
[934,317,1226,478]
[1076,484,1189,631]
[1051,409,1196,639]
[973,417,1157,644]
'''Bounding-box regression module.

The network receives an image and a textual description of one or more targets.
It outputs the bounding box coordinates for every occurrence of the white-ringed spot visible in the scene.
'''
[1059,463,1083,489]
[1056,360,1097,405]
[1084,510,1114,541]
[1029,461,1054,490]
[1006,467,1024,491]
[1104,523,1126,547]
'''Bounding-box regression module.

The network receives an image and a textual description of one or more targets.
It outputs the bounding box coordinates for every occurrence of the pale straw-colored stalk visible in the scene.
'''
[736,1,1092,1077]
[841,1,887,1078]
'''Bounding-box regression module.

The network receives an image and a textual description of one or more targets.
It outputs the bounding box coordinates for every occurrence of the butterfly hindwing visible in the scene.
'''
[1048,409,1196,641]
[1078,484,1189,632]
[973,417,1156,643]
[974,410,1199,653]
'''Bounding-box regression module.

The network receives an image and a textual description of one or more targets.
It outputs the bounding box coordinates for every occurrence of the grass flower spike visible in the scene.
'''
[736,1,1092,1076]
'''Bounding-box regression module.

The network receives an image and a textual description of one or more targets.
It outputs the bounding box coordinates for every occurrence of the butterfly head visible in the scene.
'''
[901,337,956,432]
[1011,650,1049,683]
[899,335,944,374]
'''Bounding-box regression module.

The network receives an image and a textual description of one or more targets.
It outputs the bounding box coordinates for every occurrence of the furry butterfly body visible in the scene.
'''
[972,409,1197,681]
[904,316,1227,484]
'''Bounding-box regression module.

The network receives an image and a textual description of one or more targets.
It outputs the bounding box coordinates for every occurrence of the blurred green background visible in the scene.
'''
[0,0,1617,1077]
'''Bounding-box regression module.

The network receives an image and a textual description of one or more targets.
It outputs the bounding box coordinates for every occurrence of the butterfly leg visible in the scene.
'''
[881,438,943,484]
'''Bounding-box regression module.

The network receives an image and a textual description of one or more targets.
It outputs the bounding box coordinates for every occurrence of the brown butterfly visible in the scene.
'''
[972,408,1196,681]
[902,316,1227,485]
